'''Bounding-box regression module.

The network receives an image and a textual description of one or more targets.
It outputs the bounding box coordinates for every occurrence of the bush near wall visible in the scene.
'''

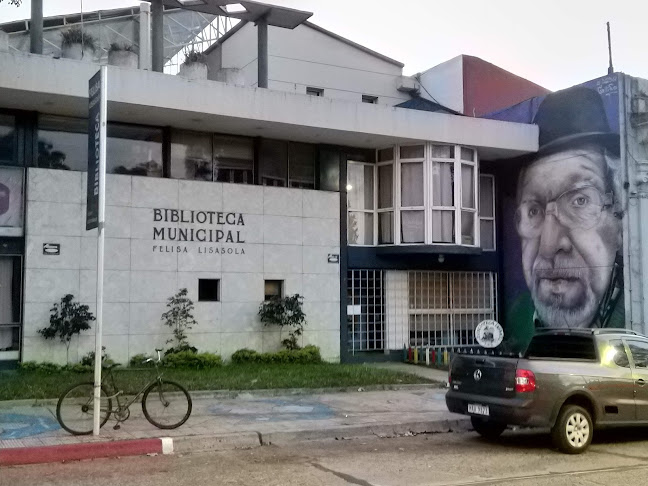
[231,345,322,364]
[162,351,223,369]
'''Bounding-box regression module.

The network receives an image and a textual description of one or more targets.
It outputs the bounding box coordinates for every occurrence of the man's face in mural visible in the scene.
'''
[516,147,621,328]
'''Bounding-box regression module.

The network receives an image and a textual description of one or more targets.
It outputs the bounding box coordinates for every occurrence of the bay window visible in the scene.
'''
[347,143,482,247]
[347,161,374,245]
[479,174,496,251]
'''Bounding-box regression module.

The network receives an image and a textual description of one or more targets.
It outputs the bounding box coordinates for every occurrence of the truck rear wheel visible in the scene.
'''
[551,404,593,454]
[471,416,507,440]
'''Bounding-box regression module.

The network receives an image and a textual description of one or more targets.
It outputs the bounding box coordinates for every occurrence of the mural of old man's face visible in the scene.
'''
[492,77,626,351]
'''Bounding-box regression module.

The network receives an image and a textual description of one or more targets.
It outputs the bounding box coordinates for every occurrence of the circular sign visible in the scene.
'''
[475,320,504,348]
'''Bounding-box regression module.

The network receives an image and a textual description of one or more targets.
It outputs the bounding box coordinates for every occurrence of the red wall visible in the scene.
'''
[462,55,550,117]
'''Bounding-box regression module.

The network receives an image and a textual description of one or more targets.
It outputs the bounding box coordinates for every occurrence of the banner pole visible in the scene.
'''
[93,65,108,436]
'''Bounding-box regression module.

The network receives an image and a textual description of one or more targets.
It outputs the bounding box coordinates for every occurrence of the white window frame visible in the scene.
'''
[306,87,324,97]
[347,160,376,246]
[479,174,496,251]
[346,143,480,247]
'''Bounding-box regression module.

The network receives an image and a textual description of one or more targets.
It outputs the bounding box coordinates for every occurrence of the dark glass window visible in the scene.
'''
[609,340,630,368]
[0,114,16,166]
[318,148,339,192]
[525,334,597,360]
[264,280,283,300]
[260,139,287,187]
[170,130,213,181]
[213,135,254,184]
[37,115,87,171]
[288,142,315,189]
[198,279,220,302]
[627,340,648,369]
[108,124,163,177]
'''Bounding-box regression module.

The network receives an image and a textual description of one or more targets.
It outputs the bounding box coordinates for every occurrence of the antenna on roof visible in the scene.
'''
[606,21,614,75]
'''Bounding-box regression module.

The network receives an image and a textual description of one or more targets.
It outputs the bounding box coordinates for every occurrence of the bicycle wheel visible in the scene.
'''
[141,380,192,429]
[56,382,112,435]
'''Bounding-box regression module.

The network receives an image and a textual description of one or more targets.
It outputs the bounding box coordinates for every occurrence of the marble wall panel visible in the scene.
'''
[263,215,302,245]
[263,186,302,217]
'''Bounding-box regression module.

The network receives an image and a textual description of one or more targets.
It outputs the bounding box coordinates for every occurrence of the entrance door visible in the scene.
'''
[0,255,21,361]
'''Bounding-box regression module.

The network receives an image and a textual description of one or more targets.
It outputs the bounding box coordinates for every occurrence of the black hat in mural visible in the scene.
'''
[533,85,620,157]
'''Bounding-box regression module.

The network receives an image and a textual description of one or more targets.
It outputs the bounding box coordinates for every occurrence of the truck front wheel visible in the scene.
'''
[471,416,507,440]
[551,404,593,454]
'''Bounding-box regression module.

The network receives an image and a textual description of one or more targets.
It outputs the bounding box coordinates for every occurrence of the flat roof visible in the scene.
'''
[162,0,312,29]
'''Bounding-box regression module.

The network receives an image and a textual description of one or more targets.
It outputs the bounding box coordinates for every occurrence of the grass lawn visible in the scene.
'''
[0,363,434,401]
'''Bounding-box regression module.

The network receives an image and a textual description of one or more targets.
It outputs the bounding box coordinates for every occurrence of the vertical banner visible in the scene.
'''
[86,70,102,230]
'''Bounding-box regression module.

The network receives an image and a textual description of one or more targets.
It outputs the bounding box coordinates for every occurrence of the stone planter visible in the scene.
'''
[61,43,94,61]
[213,68,245,86]
[108,50,139,69]
[179,62,208,81]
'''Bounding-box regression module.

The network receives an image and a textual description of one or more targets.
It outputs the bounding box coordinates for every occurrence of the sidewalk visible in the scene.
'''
[0,363,467,466]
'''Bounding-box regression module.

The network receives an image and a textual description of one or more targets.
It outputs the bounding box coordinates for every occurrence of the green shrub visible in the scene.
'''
[62,363,93,373]
[79,346,114,367]
[231,345,322,365]
[129,353,154,367]
[162,351,222,369]
[18,361,61,374]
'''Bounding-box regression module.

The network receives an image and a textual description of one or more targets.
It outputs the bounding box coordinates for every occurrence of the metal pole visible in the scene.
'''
[151,0,164,72]
[257,17,268,88]
[139,2,152,70]
[607,22,614,75]
[93,65,108,436]
[30,0,43,54]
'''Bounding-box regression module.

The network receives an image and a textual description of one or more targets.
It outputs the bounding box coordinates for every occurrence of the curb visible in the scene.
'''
[0,417,471,466]
[0,437,174,467]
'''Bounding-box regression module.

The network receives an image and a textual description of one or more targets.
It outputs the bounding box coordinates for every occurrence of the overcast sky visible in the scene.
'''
[1,0,646,91]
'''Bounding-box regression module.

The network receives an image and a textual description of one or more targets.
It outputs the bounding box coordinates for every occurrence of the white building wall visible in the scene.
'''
[213,22,410,105]
[417,55,465,114]
[22,169,341,364]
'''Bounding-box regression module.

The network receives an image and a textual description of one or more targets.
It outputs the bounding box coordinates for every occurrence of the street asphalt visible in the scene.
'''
[0,363,467,465]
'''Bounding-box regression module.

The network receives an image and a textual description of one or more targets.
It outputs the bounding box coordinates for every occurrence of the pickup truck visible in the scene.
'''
[445,328,648,453]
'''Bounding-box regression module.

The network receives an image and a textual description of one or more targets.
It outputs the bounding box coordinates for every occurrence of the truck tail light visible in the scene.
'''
[515,369,536,393]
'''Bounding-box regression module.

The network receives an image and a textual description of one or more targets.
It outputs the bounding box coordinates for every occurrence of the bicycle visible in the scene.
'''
[56,349,192,435]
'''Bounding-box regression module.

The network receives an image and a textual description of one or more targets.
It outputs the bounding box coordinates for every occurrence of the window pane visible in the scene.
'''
[480,220,495,250]
[461,147,474,161]
[264,280,283,300]
[432,210,454,243]
[0,256,21,325]
[108,124,163,177]
[347,163,373,210]
[170,130,212,181]
[0,114,16,165]
[260,139,287,187]
[378,164,393,209]
[37,115,87,171]
[0,167,23,228]
[400,145,424,159]
[431,145,454,159]
[401,210,424,243]
[628,341,648,368]
[461,164,475,208]
[378,211,393,244]
[479,176,494,218]
[401,162,423,207]
[432,162,454,207]
[289,142,315,189]
[348,211,373,245]
[462,211,475,245]
[378,147,393,162]
[214,135,253,184]
[319,149,340,192]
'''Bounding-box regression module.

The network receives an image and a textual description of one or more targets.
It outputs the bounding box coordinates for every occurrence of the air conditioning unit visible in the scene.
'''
[397,76,419,93]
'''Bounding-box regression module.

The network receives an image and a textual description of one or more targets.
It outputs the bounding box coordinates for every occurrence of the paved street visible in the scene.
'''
[4,427,648,485]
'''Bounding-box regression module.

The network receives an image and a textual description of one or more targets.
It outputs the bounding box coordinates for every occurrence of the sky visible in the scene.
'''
[0,0,646,91]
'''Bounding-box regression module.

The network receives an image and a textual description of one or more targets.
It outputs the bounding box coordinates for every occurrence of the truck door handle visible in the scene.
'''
[637,379,646,386]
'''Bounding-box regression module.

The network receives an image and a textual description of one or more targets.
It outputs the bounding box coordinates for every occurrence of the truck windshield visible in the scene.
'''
[525,334,597,360]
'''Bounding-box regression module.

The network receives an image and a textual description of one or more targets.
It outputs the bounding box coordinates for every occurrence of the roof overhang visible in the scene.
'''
[0,52,538,160]
[162,0,312,29]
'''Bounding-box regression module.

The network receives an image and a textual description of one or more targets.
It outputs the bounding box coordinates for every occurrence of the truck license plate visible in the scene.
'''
[468,403,489,416]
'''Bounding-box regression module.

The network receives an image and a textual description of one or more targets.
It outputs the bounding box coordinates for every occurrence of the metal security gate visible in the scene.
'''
[347,270,385,353]
[408,271,497,348]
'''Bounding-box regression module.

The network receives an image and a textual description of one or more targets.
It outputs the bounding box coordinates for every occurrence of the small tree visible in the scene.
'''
[161,288,198,354]
[258,294,306,350]
[38,294,95,364]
